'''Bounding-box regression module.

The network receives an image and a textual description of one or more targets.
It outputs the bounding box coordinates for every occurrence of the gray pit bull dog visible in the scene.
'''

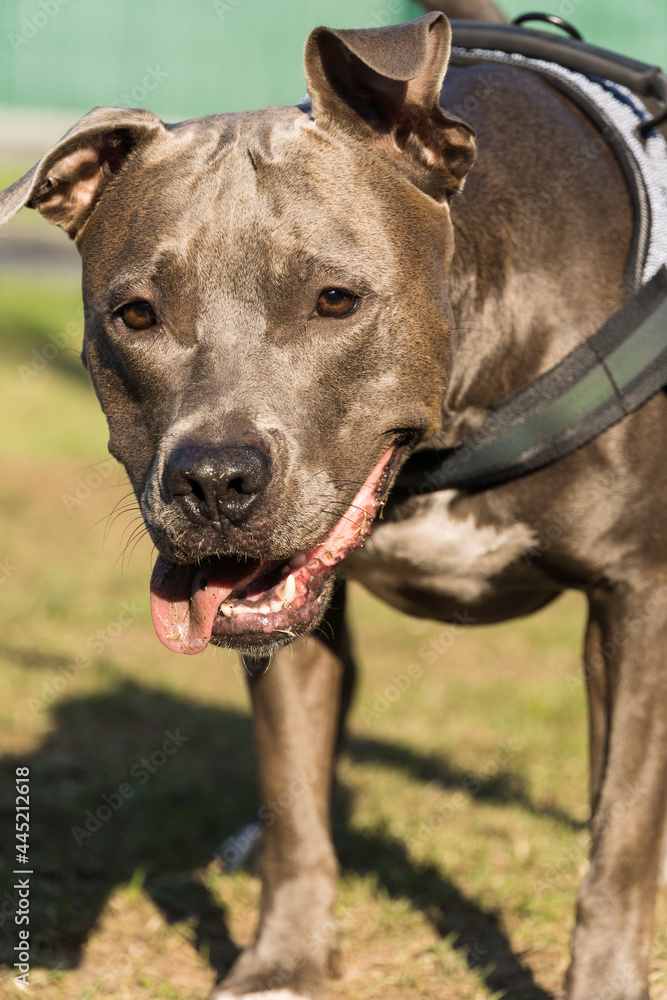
[2,2,667,998]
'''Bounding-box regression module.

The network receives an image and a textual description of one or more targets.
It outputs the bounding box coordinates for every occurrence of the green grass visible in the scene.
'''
[0,264,666,1000]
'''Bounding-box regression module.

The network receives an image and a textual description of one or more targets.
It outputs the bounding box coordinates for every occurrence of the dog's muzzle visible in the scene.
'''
[149,444,401,656]
[165,442,272,528]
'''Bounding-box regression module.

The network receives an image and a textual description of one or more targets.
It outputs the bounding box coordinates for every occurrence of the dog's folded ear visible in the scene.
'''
[304,11,475,201]
[0,107,166,238]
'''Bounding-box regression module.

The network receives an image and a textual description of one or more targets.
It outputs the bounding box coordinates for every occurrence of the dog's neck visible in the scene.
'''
[439,130,632,448]
[438,188,552,447]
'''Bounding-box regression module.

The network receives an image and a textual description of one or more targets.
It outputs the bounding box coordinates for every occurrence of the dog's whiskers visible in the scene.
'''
[115,521,151,573]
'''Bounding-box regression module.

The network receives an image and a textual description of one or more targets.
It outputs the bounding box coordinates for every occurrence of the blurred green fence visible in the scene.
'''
[0,0,665,121]
[0,0,423,120]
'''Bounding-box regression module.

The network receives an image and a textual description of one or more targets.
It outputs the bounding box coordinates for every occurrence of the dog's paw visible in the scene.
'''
[211,991,309,999]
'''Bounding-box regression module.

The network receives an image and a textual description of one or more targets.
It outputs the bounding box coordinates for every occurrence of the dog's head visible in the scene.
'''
[0,12,474,656]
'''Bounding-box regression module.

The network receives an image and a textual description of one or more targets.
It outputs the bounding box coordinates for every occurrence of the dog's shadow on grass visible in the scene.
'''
[0,680,250,977]
[0,678,557,998]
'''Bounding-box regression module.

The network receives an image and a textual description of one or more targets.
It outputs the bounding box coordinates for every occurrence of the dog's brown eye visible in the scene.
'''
[120,301,156,330]
[316,288,358,318]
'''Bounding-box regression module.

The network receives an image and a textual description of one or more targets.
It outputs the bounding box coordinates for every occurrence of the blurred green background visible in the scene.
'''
[0,0,664,123]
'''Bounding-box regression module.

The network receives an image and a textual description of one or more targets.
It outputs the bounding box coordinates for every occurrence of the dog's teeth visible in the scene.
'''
[258,604,271,614]
[219,603,233,617]
[276,573,297,604]
[283,573,296,604]
[270,599,284,613]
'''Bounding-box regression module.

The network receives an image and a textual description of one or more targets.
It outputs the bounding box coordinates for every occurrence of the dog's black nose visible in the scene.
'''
[165,443,272,526]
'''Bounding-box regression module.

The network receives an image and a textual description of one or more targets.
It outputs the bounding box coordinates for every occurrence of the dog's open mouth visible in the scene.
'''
[149,444,398,655]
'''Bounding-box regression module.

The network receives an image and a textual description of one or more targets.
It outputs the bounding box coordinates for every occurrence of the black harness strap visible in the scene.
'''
[392,22,667,500]
[448,19,667,105]
[395,266,667,497]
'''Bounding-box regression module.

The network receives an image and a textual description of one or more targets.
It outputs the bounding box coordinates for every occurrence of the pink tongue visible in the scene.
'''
[150,554,262,655]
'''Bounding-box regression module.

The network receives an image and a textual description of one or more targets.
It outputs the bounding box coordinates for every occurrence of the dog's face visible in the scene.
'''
[0,12,474,655]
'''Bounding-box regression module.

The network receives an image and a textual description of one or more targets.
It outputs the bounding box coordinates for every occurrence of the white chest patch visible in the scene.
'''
[344,490,536,603]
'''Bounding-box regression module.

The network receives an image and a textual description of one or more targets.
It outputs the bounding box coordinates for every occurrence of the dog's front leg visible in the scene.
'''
[568,584,667,1000]
[216,594,351,1000]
